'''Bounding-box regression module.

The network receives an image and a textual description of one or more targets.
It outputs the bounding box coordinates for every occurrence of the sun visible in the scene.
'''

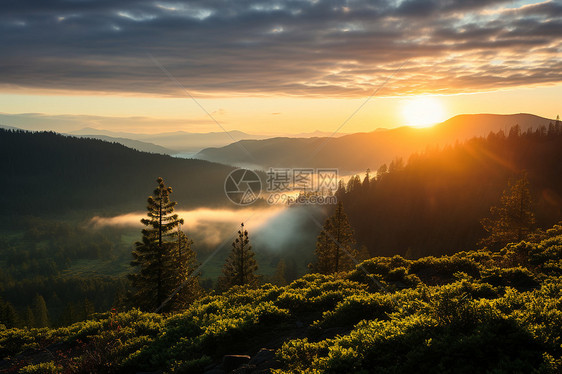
[401,96,446,128]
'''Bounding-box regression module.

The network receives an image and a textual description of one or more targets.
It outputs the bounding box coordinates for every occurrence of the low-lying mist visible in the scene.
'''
[90,205,328,262]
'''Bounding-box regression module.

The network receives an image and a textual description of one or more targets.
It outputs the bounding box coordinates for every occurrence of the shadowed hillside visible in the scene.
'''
[338,123,562,258]
[197,114,555,172]
[0,129,236,217]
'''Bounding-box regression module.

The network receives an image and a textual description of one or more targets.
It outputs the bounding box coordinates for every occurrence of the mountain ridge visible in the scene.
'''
[196,113,557,172]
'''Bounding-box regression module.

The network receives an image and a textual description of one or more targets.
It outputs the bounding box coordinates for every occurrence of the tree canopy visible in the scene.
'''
[128,177,199,312]
[310,202,357,274]
[218,223,259,290]
[480,173,536,249]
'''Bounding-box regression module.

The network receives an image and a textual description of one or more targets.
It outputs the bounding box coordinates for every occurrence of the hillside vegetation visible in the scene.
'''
[0,129,235,216]
[339,123,562,258]
[2,226,562,373]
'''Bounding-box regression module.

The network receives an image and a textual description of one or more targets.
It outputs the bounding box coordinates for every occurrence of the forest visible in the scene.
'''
[1,122,562,372]
[2,224,562,372]
[338,123,562,258]
[0,129,235,215]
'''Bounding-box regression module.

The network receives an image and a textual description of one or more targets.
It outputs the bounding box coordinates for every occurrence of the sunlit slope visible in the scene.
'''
[197,113,555,172]
[3,231,562,372]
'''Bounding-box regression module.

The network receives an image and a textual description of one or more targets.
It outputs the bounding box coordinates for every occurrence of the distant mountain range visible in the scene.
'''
[72,134,175,155]
[3,113,557,174]
[196,114,557,173]
[68,128,348,154]
[68,128,267,154]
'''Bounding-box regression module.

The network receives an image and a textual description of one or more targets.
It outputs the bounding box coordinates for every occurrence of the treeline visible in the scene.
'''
[0,129,234,216]
[0,218,128,328]
[1,217,123,280]
[337,122,562,258]
[0,278,126,328]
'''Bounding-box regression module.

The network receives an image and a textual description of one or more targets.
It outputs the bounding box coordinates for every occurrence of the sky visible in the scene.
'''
[1,0,561,134]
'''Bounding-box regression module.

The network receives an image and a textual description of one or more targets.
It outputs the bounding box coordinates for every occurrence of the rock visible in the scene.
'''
[231,364,256,373]
[248,349,276,367]
[203,368,226,374]
[222,355,251,372]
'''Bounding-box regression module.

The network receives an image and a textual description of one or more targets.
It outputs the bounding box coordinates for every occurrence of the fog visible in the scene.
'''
[90,205,327,255]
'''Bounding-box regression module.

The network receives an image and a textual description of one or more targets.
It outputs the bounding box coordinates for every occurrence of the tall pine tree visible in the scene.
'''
[33,294,50,328]
[309,202,357,274]
[129,177,199,312]
[218,223,258,290]
[167,228,201,309]
[479,173,536,249]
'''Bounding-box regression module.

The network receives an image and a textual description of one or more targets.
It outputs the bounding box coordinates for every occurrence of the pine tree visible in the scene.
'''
[129,177,199,312]
[60,303,75,326]
[168,229,201,309]
[480,173,536,249]
[362,169,371,192]
[25,307,35,328]
[218,223,258,290]
[2,302,22,328]
[82,298,95,320]
[33,294,49,328]
[310,229,335,274]
[309,202,357,274]
[272,259,287,286]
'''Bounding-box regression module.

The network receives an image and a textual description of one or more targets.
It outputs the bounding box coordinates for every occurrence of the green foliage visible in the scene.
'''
[3,233,562,373]
[338,128,562,258]
[480,173,536,249]
[129,177,200,312]
[310,202,357,274]
[32,294,49,328]
[0,128,233,215]
[218,223,259,290]
[0,217,130,328]
[19,361,61,373]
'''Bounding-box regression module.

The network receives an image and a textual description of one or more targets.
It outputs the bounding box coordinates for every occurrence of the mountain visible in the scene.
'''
[0,124,21,131]
[196,113,556,172]
[0,129,237,216]
[2,125,175,155]
[292,130,348,137]
[70,128,267,153]
[73,134,174,155]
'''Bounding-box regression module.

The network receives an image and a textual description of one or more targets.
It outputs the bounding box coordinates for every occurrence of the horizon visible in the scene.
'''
[0,110,558,137]
[1,0,561,135]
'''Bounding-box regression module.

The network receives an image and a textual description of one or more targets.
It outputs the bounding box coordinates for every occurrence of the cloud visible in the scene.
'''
[89,205,322,253]
[1,0,560,97]
[90,206,286,247]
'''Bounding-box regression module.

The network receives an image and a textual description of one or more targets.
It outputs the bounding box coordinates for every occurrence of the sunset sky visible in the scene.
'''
[1,0,560,134]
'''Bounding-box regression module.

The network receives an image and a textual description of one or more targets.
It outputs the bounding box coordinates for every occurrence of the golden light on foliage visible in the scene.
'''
[401,96,446,128]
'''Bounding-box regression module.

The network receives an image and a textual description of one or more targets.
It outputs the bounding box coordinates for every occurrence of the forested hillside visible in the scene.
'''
[0,129,235,216]
[2,122,562,373]
[338,124,562,258]
[2,227,562,373]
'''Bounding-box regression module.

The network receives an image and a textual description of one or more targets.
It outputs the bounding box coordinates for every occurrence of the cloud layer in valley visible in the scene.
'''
[89,206,322,252]
[1,0,560,97]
